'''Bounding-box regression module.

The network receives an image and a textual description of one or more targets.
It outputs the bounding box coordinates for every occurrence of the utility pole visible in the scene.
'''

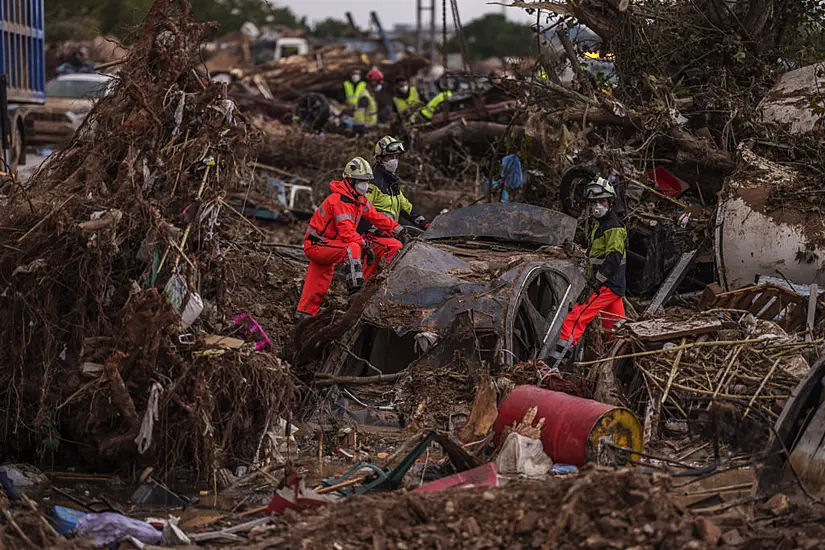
[416,0,437,66]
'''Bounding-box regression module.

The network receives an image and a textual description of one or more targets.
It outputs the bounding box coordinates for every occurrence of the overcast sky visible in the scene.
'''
[276,0,535,27]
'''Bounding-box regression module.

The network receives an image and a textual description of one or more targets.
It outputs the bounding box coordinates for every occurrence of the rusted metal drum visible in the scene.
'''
[493,385,643,466]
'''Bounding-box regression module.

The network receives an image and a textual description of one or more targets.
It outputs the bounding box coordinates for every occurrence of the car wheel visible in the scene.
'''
[510,269,557,363]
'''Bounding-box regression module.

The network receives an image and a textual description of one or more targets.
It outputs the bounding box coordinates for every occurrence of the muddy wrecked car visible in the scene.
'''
[319,203,587,379]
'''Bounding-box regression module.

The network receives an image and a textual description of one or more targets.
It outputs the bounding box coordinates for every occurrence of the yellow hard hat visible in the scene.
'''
[374,136,405,157]
[343,156,374,181]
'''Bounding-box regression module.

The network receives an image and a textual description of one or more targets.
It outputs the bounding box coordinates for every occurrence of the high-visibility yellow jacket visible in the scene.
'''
[392,87,422,114]
[365,164,422,222]
[588,209,627,296]
[419,90,453,120]
[355,87,378,126]
[343,80,366,107]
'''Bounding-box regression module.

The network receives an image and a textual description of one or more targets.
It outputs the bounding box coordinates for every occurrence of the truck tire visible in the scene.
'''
[559,166,597,218]
[7,121,24,176]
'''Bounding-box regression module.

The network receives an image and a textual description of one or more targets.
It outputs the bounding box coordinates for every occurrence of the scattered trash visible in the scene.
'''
[75,513,163,547]
[494,386,643,466]
[267,475,338,515]
[413,463,499,492]
[130,478,191,508]
[51,505,86,535]
[495,433,554,478]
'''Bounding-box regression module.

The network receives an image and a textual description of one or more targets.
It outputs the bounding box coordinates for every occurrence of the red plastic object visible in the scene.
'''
[266,474,333,515]
[647,166,685,197]
[493,385,639,467]
[413,463,499,493]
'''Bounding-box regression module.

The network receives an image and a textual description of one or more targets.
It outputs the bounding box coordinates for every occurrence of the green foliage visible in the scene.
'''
[447,13,536,61]
[313,18,351,39]
[45,0,305,40]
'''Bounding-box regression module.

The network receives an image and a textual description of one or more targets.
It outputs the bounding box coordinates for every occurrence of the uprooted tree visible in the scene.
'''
[1,0,294,477]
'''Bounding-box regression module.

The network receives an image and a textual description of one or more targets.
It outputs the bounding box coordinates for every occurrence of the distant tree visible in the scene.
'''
[313,18,351,39]
[447,13,535,61]
[45,0,305,40]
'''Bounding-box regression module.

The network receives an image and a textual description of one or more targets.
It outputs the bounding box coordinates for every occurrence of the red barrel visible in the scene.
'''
[493,385,643,466]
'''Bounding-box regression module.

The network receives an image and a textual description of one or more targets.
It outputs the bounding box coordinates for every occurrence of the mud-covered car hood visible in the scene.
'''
[363,241,583,335]
[361,203,585,335]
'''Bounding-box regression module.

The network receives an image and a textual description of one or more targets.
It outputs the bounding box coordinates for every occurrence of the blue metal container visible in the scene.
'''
[0,0,46,104]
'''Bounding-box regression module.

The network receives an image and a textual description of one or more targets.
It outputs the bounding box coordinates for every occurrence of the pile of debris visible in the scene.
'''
[0,0,294,477]
[242,45,430,101]
[603,308,811,451]
[253,468,815,549]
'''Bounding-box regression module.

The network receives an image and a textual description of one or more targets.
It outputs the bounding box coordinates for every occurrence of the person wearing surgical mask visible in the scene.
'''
[549,176,627,368]
[295,157,409,321]
[392,76,422,117]
[343,68,366,117]
[359,136,430,243]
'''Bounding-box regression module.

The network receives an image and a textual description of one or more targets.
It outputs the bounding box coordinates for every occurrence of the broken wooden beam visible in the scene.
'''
[644,250,698,317]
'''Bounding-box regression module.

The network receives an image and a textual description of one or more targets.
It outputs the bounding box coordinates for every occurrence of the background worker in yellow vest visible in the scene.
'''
[343,68,366,116]
[353,68,383,133]
[410,75,453,124]
[392,76,422,117]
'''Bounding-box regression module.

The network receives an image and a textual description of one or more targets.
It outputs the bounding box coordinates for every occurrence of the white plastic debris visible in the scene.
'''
[495,432,554,478]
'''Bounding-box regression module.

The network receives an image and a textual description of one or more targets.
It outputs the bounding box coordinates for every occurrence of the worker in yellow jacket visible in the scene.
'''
[343,68,366,114]
[353,68,382,132]
[410,76,454,123]
[367,136,429,228]
[392,76,422,116]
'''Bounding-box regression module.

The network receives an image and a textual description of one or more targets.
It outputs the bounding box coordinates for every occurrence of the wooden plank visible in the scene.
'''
[644,250,698,317]
[748,290,776,317]
[203,335,245,349]
[760,293,788,322]
[698,283,724,310]
[628,317,722,342]
[732,288,760,311]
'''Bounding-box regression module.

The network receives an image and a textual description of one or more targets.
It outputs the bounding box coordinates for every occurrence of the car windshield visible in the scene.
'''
[46,79,109,99]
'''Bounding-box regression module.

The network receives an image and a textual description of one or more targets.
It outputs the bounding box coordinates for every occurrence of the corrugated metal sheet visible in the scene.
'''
[0,0,46,104]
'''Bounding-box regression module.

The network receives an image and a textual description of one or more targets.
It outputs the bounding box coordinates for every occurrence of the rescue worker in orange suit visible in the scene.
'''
[295,157,409,321]
[551,177,626,366]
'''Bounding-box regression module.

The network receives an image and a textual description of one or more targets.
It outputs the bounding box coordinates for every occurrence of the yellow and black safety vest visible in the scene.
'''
[393,87,422,114]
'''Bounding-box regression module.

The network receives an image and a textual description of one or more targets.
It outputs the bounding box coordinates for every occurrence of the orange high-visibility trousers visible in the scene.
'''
[559,287,624,345]
[362,236,402,280]
[297,239,362,316]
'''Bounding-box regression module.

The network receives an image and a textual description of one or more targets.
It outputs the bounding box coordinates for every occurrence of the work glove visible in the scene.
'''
[364,246,376,266]
[368,227,393,239]
[414,216,430,231]
[397,228,412,245]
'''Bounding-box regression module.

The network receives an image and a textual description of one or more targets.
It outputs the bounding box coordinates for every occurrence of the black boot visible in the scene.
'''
[342,257,364,295]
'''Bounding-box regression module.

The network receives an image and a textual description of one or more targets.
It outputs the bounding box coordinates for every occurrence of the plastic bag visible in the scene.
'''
[76,513,163,547]
[495,432,554,478]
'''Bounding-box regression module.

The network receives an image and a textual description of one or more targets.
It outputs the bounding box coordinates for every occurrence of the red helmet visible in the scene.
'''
[366,68,384,83]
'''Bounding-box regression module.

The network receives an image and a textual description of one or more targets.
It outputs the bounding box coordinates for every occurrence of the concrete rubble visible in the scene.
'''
[4,0,825,548]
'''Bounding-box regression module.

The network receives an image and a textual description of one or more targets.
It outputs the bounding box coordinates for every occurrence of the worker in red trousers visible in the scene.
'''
[551,177,627,366]
[295,157,409,321]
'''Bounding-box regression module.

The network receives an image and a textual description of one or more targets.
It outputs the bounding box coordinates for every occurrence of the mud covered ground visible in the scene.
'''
[240,469,825,550]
